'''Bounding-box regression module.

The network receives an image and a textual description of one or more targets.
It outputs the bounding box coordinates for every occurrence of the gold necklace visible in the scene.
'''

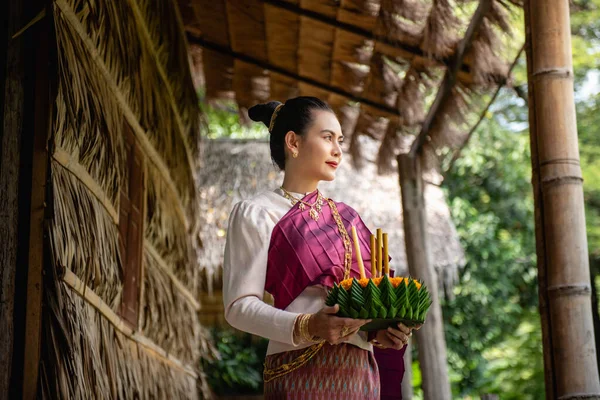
[280,186,324,221]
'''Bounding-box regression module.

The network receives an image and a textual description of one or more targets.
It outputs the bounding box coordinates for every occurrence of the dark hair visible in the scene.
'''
[248,96,334,170]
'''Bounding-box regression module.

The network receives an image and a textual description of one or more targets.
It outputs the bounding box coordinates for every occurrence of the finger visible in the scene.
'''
[385,332,404,349]
[376,336,394,349]
[323,305,339,315]
[414,324,423,331]
[385,331,404,349]
[396,323,411,335]
[387,327,409,343]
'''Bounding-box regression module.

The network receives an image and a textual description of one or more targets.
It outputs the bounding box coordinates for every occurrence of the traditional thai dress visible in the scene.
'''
[223,188,406,399]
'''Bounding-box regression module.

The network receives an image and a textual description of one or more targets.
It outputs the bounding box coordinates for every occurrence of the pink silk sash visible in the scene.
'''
[266,190,375,310]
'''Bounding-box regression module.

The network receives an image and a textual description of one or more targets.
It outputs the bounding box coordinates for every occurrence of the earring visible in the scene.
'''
[292,151,298,158]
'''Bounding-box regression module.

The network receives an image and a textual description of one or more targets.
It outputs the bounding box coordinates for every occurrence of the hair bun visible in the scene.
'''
[248,101,282,129]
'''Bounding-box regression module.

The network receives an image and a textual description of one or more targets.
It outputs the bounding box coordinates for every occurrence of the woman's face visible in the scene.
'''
[293,110,344,182]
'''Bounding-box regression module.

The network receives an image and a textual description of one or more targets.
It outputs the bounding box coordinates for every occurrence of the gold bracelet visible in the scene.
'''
[293,314,303,344]
[301,314,312,343]
[300,314,319,343]
[296,314,308,343]
[370,338,386,349]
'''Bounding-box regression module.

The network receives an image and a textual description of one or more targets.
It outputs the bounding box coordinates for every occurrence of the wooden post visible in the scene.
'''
[524,0,600,398]
[401,339,414,400]
[2,1,51,398]
[0,0,25,396]
[398,153,451,400]
[22,5,52,399]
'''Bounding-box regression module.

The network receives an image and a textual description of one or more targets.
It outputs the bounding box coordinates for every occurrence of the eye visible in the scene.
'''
[324,135,333,141]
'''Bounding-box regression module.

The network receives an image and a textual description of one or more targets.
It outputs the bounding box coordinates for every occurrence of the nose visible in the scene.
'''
[333,141,342,158]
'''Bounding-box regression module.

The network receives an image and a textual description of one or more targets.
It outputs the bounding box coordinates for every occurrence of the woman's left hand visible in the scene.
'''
[374,323,421,350]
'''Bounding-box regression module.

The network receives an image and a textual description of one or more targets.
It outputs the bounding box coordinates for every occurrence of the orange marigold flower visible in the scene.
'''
[372,277,383,286]
[414,280,422,290]
[358,278,370,288]
[340,278,353,290]
[390,277,404,288]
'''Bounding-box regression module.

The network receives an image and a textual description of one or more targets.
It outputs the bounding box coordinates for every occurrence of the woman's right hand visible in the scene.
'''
[307,304,371,345]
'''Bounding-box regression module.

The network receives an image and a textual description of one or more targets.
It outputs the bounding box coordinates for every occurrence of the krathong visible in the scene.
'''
[325,226,432,331]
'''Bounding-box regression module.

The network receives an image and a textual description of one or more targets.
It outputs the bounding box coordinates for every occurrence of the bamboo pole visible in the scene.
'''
[524,0,600,397]
[398,153,451,400]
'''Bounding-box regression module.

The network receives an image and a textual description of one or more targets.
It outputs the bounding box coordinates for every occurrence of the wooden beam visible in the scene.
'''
[525,0,600,397]
[409,0,493,157]
[188,34,402,117]
[260,0,490,81]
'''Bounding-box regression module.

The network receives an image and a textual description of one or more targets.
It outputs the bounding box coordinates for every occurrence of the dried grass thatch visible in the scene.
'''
[184,0,521,175]
[49,162,122,309]
[197,140,465,303]
[140,249,202,366]
[39,269,207,399]
[42,0,209,397]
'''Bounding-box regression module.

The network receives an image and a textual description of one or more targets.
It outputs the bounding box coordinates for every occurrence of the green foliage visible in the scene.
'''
[576,94,600,257]
[443,89,543,398]
[479,310,546,400]
[571,0,600,86]
[441,79,600,397]
[201,328,268,396]
[198,91,268,139]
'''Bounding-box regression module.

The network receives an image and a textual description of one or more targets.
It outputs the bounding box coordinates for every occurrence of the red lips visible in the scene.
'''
[326,161,339,168]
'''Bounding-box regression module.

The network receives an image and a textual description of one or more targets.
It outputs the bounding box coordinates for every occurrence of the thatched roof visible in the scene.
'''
[198,139,464,298]
[43,0,213,398]
[180,0,521,174]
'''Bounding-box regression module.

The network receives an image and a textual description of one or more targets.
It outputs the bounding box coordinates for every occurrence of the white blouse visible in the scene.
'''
[223,188,372,355]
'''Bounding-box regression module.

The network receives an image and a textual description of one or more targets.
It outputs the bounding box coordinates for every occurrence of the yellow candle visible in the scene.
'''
[370,234,377,277]
[376,228,383,277]
[351,226,366,279]
[383,233,389,276]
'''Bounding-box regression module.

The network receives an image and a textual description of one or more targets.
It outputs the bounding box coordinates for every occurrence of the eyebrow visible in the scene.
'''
[320,129,344,139]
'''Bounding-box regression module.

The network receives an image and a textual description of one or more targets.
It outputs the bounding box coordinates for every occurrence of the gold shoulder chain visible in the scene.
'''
[327,199,353,280]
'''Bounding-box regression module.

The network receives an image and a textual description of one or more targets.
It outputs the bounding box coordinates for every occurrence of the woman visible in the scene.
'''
[223,97,416,399]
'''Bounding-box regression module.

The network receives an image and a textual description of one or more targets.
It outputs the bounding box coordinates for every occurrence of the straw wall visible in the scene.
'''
[40,0,210,397]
